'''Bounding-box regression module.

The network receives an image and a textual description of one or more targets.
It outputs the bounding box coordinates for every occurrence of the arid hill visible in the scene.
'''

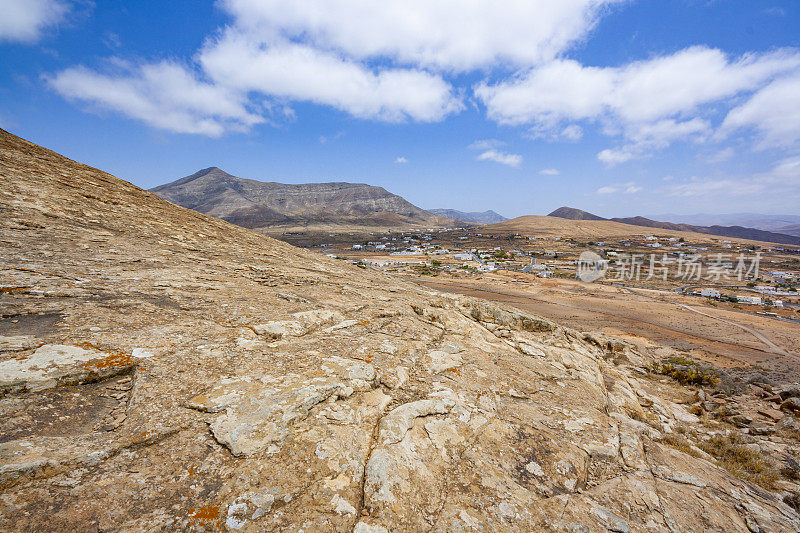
[547,206,607,221]
[1,128,799,531]
[547,206,800,246]
[484,214,727,242]
[151,166,454,232]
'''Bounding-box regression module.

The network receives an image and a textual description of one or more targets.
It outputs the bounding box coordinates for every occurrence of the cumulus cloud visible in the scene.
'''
[511,47,798,126]
[199,34,461,123]
[219,0,623,71]
[597,118,711,166]
[395,157,408,164]
[0,0,70,43]
[477,47,800,161]
[597,148,636,166]
[539,168,560,175]
[476,150,522,168]
[48,61,263,136]
[719,71,800,149]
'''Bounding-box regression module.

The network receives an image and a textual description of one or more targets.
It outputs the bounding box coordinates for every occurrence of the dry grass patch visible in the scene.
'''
[699,434,779,489]
[649,356,719,387]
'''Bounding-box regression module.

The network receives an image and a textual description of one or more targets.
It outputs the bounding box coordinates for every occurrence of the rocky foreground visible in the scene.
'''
[1,128,800,531]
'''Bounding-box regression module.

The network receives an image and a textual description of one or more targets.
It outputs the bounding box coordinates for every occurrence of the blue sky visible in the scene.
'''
[1,0,799,218]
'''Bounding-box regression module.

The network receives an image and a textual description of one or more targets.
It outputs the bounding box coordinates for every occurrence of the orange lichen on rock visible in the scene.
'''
[188,506,219,522]
[74,341,134,369]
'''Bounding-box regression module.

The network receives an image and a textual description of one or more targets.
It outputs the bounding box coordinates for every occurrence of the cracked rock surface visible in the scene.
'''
[2,128,800,531]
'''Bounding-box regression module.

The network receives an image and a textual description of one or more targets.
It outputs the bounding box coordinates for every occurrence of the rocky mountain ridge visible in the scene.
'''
[1,129,799,531]
[151,167,453,231]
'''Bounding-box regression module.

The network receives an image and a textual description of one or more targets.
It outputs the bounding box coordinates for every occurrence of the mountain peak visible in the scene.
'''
[149,168,450,230]
[547,206,607,221]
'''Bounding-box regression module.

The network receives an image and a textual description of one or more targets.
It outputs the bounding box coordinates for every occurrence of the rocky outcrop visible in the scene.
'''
[1,128,799,531]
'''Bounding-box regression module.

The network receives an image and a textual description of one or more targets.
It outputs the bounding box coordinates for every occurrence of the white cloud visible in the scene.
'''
[395,157,408,164]
[477,47,800,161]
[625,118,710,147]
[0,0,69,43]
[48,61,263,136]
[468,139,505,151]
[527,123,584,142]
[219,0,623,72]
[561,124,584,141]
[597,148,636,166]
[596,181,641,194]
[539,168,560,175]
[476,149,522,168]
[719,71,800,149]
[199,34,461,123]
[597,118,711,166]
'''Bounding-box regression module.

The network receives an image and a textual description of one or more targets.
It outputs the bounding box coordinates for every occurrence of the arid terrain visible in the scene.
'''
[3,128,800,532]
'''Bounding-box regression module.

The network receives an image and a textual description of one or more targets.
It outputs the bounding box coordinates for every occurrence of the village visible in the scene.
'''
[305,226,800,323]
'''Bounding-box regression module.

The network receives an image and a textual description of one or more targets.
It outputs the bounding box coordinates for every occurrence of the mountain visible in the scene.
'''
[653,213,800,232]
[547,206,607,221]
[549,206,800,245]
[775,224,800,238]
[151,167,452,230]
[2,128,799,530]
[428,208,508,224]
[485,215,716,240]
[610,216,800,246]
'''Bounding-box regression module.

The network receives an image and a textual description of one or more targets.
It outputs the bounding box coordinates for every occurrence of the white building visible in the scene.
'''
[700,289,720,298]
[737,296,763,305]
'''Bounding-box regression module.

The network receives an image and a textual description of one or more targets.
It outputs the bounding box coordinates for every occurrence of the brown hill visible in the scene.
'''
[547,206,800,245]
[610,216,800,246]
[151,166,453,231]
[485,214,720,241]
[1,128,797,531]
[547,206,607,221]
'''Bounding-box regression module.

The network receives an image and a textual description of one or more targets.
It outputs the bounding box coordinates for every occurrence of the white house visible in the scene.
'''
[700,289,721,298]
[737,296,763,305]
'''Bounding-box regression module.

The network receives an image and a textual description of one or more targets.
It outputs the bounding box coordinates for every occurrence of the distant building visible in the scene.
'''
[700,288,720,298]
[736,296,763,305]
